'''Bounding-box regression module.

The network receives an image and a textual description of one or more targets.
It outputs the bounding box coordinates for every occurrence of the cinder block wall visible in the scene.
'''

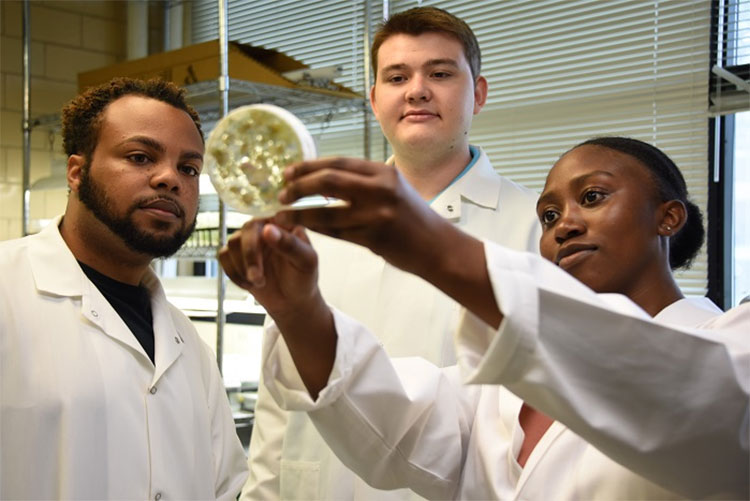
[0,1,128,240]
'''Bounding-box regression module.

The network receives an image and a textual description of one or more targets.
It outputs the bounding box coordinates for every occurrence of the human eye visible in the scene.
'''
[538,208,560,227]
[387,74,406,84]
[581,189,607,205]
[179,164,201,177]
[127,152,152,165]
[432,70,451,79]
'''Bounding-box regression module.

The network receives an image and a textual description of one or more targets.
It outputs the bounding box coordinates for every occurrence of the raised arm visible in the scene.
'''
[276,158,502,329]
[219,217,477,499]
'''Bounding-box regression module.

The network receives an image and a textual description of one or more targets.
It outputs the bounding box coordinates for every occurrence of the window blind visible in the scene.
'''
[193,0,712,295]
[710,0,750,115]
[191,0,387,159]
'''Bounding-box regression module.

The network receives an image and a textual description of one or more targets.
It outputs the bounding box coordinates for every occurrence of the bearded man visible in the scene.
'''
[0,77,248,500]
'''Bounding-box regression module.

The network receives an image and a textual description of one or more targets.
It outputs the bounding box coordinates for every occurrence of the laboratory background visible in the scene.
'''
[0,0,747,450]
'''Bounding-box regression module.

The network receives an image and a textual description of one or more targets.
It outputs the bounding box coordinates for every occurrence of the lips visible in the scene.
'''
[555,243,597,268]
[402,109,437,119]
[139,197,183,218]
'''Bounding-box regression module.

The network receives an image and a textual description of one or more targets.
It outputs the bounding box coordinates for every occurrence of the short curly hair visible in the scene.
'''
[61,77,203,160]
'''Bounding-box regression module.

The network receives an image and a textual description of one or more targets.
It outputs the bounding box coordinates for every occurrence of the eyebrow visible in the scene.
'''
[119,135,203,162]
[380,58,460,75]
[535,192,554,211]
[536,170,616,210]
[423,58,459,68]
[120,135,165,153]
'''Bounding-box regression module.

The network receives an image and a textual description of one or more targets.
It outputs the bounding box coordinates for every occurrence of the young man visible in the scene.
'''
[242,7,541,500]
[0,78,248,500]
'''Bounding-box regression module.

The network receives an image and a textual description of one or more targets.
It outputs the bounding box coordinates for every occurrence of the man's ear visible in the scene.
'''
[657,199,687,237]
[67,155,86,193]
[473,76,488,114]
[369,84,379,121]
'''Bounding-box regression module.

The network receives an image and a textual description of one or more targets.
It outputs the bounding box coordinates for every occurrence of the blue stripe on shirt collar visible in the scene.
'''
[428,145,479,205]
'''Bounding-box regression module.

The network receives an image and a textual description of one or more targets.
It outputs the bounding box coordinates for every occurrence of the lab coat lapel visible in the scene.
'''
[514,420,567,493]
[451,148,503,210]
[79,286,151,358]
[28,217,150,358]
[29,217,184,372]
[430,147,502,220]
[143,271,184,384]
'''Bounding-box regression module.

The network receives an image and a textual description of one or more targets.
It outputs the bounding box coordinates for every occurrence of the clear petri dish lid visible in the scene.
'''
[205,103,334,218]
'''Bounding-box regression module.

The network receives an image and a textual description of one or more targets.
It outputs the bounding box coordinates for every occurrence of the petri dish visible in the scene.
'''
[205,103,335,218]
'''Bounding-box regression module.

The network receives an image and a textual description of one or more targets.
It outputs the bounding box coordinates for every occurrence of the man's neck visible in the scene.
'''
[394,144,474,201]
[59,214,151,286]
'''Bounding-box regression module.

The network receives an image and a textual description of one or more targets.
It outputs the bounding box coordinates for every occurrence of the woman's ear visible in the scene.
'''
[657,200,687,237]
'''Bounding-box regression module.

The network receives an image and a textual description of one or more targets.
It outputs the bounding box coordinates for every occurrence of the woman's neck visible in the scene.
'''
[627,270,685,317]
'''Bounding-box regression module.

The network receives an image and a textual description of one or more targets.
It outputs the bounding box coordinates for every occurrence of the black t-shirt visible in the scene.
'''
[79,262,155,364]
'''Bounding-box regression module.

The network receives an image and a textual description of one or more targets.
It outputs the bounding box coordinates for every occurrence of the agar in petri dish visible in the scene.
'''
[204,103,318,218]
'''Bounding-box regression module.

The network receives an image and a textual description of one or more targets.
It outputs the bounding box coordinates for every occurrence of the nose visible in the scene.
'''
[405,75,430,102]
[150,161,180,193]
[553,207,586,244]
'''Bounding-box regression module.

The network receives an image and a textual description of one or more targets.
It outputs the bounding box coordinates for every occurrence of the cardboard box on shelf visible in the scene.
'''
[77,40,360,100]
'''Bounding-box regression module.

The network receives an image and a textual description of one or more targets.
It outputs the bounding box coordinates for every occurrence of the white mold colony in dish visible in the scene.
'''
[205,104,317,217]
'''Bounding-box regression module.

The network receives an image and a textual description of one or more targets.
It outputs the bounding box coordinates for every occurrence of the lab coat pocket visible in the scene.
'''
[280,459,320,500]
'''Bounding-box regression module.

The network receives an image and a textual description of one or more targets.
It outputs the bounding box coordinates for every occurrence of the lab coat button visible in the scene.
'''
[447,205,454,212]
[91,310,99,318]
[174,336,180,344]
[149,386,157,395]
[154,493,162,500]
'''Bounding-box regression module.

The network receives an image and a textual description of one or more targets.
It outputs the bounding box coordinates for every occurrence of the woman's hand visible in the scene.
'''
[219,219,319,320]
[276,158,450,279]
[218,219,336,398]
[277,157,502,329]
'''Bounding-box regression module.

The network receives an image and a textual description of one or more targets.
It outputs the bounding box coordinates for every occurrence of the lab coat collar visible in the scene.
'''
[27,215,85,297]
[654,296,722,327]
[27,215,184,380]
[388,146,501,220]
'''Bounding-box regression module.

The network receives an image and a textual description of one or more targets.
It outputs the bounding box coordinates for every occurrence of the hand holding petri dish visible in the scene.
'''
[205,103,337,218]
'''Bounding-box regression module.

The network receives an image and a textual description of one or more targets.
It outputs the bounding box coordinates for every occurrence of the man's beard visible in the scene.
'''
[77,165,196,258]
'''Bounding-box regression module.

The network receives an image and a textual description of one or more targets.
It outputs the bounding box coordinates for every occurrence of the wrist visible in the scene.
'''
[413,217,474,283]
[273,292,337,399]
[270,291,330,337]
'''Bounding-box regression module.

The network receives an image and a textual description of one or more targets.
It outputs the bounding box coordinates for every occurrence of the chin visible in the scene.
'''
[401,134,443,150]
[566,269,599,291]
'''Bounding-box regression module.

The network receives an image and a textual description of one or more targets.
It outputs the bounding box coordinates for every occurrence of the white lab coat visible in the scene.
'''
[0,218,249,500]
[243,147,542,500]
[262,241,749,500]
